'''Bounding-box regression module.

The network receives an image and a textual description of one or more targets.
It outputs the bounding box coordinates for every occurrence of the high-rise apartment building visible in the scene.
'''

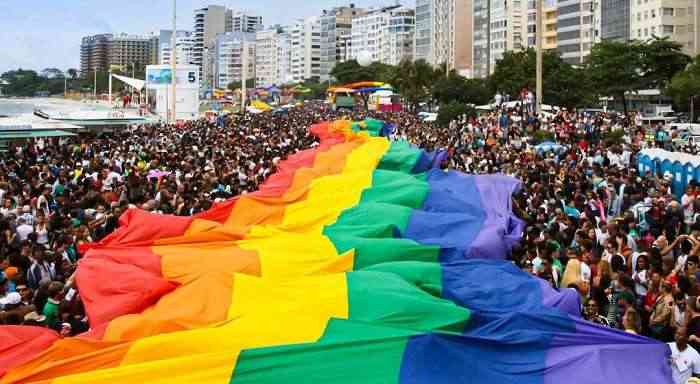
[80,34,112,76]
[488,0,528,70]
[159,30,195,65]
[557,0,601,64]
[350,5,415,66]
[601,0,630,41]
[232,11,263,33]
[213,32,256,89]
[290,17,322,82]
[255,29,279,87]
[193,5,232,88]
[630,0,698,54]
[319,5,366,82]
[80,33,157,77]
[414,0,473,75]
[543,4,559,50]
[254,27,294,86]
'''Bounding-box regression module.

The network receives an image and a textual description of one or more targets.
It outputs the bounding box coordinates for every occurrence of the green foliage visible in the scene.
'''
[437,101,476,127]
[490,48,594,109]
[533,130,555,143]
[666,55,700,112]
[66,69,79,80]
[432,72,492,106]
[299,78,327,99]
[638,37,690,90]
[329,60,396,84]
[227,79,256,90]
[391,59,438,112]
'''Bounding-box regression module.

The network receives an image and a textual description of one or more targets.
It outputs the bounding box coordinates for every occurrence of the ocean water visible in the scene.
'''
[0,99,36,116]
[0,98,111,118]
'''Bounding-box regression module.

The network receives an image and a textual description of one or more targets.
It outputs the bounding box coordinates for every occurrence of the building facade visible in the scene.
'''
[193,5,232,88]
[320,5,365,82]
[213,32,256,89]
[350,5,415,66]
[232,12,263,33]
[255,29,279,87]
[544,4,559,50]
[80,34,112,76]
[290,17,322,83]
[557,0,601,64]
[630,0,697,55]
[602,0,630,41]
[159,30,195,65]
[80,33,156,77]
[414,0,473,75]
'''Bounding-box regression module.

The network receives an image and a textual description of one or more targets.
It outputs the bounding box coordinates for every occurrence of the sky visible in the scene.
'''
[0,0,413,74]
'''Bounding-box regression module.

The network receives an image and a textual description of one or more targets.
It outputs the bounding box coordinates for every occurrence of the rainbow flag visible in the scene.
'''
[0,119,671,383]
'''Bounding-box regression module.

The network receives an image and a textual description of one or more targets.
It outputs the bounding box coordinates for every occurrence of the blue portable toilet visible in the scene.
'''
[638,154,651,174]
[684,162,696,189]
[672,161,684,198]
[661,159,673,178]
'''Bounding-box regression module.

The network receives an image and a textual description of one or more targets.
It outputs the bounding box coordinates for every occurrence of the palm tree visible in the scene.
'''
[67,68,78,80]
[391,59,437,112]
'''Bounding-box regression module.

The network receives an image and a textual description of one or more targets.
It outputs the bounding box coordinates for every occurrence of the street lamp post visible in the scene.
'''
[535,0,543,114]
[170,0,177,123]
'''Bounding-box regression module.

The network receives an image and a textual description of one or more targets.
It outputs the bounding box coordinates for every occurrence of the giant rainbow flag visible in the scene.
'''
[1,119,671,383]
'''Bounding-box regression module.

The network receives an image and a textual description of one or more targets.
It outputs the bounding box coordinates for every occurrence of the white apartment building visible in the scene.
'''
[193,5,232,88]
[277,28,293,85]
[350,5,415,66]
[159,30,195,65]
[232,12,263,33]
[414,0,472,75]
[290,17,322,83]
[255,29,279,87]
[488,0,528,71]
[630,0,698,55]
[213,32,256,89]
[319,5,365,82]
[557,0,601,64]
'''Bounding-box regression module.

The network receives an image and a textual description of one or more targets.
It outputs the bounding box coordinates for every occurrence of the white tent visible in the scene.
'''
[112,74,145,90]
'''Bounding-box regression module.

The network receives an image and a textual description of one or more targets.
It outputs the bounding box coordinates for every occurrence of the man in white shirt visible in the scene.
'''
[669,328,700,384]
[15,217,33,242]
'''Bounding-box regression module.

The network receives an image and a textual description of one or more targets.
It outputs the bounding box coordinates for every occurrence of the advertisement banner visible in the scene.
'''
[146,65,198,90]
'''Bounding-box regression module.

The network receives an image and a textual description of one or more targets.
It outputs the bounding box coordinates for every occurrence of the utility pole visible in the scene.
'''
[131,62,135,107]
[242,39,248,115]
[535,0,543,114]
[64,76,67,98]
[170,0,177,123]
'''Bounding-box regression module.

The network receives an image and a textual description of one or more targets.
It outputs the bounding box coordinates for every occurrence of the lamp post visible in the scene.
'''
[535,0,543,114]
[691,95,698,123]
[170,0,177,123]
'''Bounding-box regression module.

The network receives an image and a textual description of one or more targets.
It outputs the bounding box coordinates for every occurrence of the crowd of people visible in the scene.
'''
[1,100,700,381]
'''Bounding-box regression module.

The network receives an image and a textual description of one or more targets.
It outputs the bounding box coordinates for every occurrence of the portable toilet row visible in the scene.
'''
[637,149,700,198]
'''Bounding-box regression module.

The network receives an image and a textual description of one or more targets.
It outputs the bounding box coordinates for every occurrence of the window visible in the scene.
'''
[651,26,656,34]
[663,7,674,16]
[644,10,648,19]
[663,25,674,34]
[651,9,656,17]
[677,8,686,16]
[637,12,641,21]
[638,28,642,37]
[644,28,648,36]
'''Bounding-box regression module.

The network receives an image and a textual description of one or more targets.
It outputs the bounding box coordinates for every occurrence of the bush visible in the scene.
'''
[437,101,476,127]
